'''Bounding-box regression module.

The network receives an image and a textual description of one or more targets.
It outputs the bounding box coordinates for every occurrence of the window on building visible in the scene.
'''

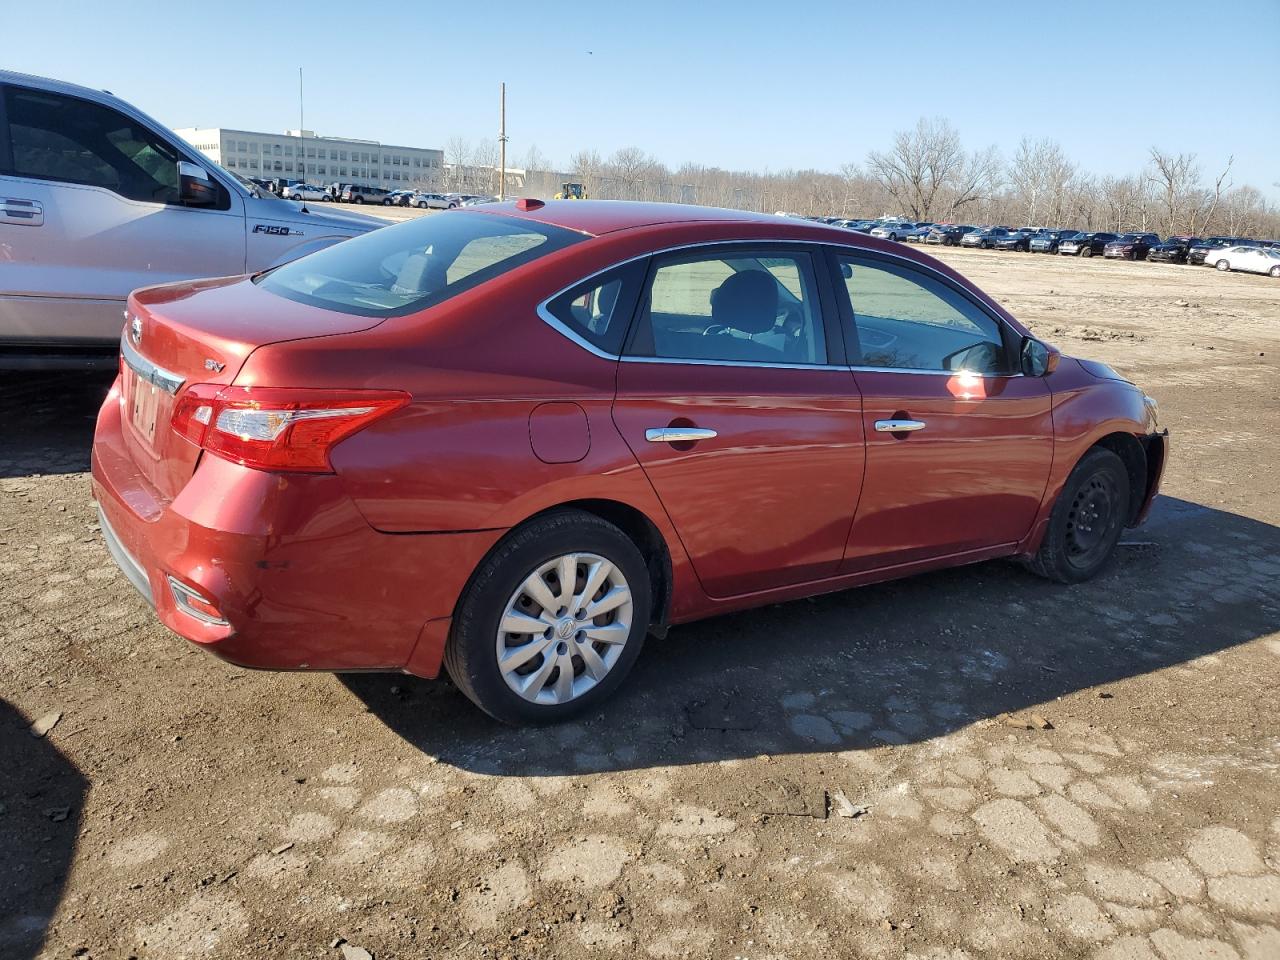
[249,158,258,169]
[339,166,347,176]
[306,147,315,158]
[383,154,390,165]
[330,149,337,160]
[284,145,293,157]
[238,141,247,152]
[339,150,347,161]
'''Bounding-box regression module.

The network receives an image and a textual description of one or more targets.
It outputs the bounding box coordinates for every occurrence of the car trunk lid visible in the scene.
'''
[120,275,386,501]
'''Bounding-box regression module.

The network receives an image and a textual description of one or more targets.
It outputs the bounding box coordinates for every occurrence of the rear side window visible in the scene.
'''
[3,86,206,207]
[257,211,584,318]
[627,250,828,366]
[544,262,645,356]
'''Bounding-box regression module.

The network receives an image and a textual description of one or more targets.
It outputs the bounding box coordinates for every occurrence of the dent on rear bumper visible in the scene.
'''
[91,390,501,674]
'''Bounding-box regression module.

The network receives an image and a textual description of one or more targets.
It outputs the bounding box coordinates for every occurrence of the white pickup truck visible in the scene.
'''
[0,69,383,369]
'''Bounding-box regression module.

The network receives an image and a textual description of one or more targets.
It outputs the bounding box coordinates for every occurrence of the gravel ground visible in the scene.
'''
[2,245,1278,960]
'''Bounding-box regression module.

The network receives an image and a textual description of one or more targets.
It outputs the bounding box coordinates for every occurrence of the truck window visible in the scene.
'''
[3,86,208,206]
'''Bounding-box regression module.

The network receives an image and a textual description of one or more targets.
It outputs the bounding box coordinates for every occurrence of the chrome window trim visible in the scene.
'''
[621,356,849,372]
[535,237,1023,375]
[120,330,186,395]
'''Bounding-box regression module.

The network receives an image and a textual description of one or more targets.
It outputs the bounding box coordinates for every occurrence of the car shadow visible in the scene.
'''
[0,700,89,958]
[342,495,1280,776]
[0,371,115,479]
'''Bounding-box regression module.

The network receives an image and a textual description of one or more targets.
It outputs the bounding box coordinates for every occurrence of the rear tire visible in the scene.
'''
[1080,246,1093,258]
[1026,448,1130,584]
[444,510,652,725]
[1270,265,1280,278]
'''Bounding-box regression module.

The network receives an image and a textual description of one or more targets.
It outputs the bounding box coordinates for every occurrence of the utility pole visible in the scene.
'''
[498,81,507,201]
[297,68,305,187]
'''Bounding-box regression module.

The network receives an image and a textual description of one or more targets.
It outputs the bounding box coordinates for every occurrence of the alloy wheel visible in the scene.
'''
[495,553,633,706]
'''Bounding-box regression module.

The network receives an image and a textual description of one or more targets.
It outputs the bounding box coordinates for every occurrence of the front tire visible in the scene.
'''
[444,510,652,725]
[1216,259,1230,271]
[1026,448,1130,584]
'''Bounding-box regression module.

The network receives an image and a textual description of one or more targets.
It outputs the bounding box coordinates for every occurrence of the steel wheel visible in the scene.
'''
[1063,469,1122,573]
[496,552,633,706]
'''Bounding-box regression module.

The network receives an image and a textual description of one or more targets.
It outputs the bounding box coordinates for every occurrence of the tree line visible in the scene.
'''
[434,117,1279,239]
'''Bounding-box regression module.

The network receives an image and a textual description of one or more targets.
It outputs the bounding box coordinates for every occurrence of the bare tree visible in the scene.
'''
[521,143,550,174]
[866,118,969,220]
[444,136,469,188]
[1193,156,1234,235]
[1010,138,1076,226]
[948,145,1003,220]
[1147,148,1202,234]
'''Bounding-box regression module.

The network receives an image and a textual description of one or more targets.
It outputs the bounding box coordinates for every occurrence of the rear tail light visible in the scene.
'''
[171,385,410,473]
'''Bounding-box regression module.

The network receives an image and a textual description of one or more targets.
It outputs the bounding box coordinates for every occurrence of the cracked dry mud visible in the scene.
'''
[2,246,1279,959]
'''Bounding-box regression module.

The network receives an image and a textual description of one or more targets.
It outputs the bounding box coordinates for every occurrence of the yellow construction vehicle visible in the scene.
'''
[554,182,587,200]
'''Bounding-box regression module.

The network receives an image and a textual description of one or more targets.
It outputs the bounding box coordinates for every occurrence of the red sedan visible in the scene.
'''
[91,201,1167,724]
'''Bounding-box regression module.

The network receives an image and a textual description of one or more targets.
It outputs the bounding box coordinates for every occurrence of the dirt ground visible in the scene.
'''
[2,243,1279,960]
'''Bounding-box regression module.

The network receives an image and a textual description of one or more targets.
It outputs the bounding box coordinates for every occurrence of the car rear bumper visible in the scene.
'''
[90,378,502,678]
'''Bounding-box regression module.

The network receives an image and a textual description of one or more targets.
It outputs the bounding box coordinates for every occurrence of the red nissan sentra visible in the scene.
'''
[91,201,1167,724]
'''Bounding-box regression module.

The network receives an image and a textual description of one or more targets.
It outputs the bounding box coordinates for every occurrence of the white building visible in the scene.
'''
[174,126,444,189]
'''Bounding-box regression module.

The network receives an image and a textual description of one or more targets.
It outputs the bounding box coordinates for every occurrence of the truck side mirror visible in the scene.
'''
[178,161,218,207]
[1021,337,1060,377]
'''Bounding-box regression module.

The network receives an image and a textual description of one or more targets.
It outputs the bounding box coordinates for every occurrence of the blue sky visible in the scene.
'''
[13,0,1279,197]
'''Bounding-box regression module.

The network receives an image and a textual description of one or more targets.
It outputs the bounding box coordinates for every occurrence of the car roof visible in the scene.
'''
[467,199,796,238]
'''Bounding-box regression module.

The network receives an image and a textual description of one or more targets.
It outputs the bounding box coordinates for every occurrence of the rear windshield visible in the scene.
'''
[257,212,584,317]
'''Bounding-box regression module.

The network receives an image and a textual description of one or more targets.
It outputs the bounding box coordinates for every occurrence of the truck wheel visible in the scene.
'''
[1025,447,1130,584]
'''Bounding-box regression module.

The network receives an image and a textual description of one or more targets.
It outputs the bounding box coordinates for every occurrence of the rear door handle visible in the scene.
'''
[874,419,926,433]
[645,427,718,443]
[0,198,44,226]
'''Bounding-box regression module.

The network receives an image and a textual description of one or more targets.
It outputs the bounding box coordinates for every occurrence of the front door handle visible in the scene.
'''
[1,198,44,227]
[874,419,926,433]
[645,427,718,443]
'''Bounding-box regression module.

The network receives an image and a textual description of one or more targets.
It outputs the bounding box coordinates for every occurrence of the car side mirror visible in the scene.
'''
[178,161,218,207]
[1021,337,1060,377]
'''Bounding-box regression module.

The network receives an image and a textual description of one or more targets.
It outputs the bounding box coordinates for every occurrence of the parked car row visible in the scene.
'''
[265,180,496,210]
[797,214,1279,276]
[895,220,1280,276]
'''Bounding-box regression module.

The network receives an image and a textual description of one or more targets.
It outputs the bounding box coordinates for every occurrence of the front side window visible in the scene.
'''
[257,212,584,318]
[627,250,827,365]
[4,86,195,205]
[837,256,1011,375]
